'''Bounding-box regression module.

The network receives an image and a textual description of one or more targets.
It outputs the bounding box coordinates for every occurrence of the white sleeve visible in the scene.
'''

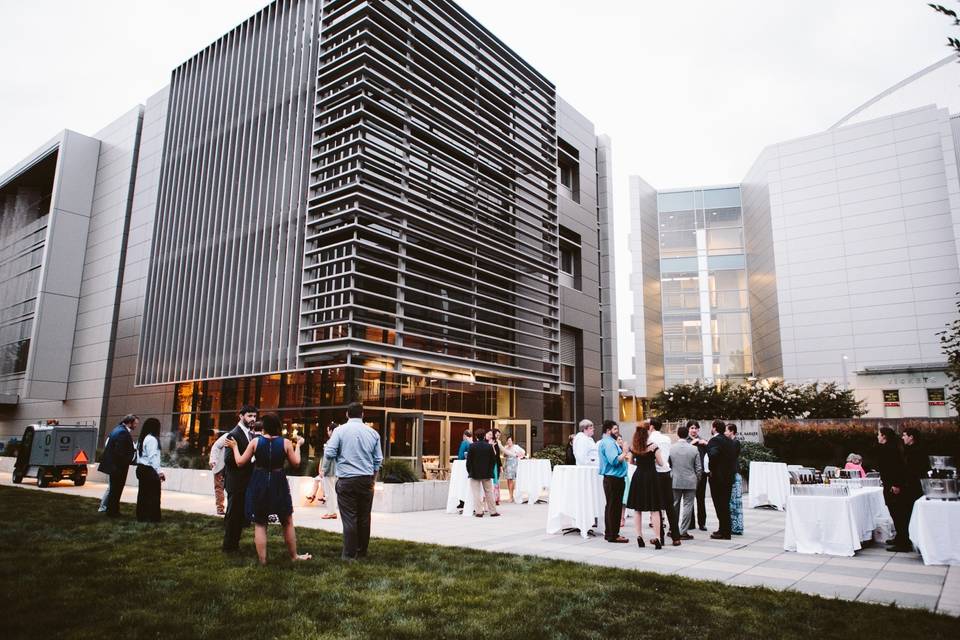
[145,436,162,473]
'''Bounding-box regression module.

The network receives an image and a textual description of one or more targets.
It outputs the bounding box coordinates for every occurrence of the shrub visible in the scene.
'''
[737,441,778,479]
[762,419,960,470]
[532,445,566,468]
[651,380,866,421]
[379,459,419,483]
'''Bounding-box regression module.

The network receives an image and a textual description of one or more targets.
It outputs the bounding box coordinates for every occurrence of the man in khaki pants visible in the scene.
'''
[466,428,500,517]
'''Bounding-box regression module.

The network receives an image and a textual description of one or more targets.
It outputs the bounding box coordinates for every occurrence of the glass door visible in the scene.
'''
[385,412,424,476]
[422,416,444,478]
[447,419,474,465]
[495,419,532,455]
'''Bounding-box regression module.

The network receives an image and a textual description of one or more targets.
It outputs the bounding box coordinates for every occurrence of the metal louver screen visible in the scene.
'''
[560,328,577,366]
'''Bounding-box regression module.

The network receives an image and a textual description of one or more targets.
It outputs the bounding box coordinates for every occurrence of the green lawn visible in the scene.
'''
[0,486,956,639]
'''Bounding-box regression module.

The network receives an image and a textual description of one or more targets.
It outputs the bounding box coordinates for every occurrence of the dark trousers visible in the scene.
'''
[710,474,734,537]
[886,490,914,546]
[657,471,680,540]
[602,475,626,540]
[135,465,161,522]
[337,475,375,559]
[694,474,708,529]
[106,467,129,517]
[223,482,249,551]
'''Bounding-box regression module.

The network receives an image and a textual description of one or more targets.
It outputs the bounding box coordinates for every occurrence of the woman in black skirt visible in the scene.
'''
[626,426,666,549]
[135,418,165,522]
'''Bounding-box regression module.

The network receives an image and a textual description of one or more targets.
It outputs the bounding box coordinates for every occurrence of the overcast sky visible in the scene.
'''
[0,1,953,378]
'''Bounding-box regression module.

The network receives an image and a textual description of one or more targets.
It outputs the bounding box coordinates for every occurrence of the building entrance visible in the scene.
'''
[376,409,530,479]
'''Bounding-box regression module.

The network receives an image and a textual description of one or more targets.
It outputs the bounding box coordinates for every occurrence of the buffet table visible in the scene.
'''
[444,460,475,517]
[515,458,552,505]
[908,498,960,565]
[545,465,606,538]
[748,461,790,510]
[783,487,888,556]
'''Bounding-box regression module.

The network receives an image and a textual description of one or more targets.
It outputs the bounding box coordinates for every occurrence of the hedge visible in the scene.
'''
[761,419,960,471]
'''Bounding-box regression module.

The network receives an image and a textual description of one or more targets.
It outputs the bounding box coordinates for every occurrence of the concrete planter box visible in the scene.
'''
[372,480,448,513]
[2,458,447,513]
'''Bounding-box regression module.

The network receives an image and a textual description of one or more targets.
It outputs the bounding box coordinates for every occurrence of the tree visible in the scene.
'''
[930,3,960,56]
[938,292,960,420]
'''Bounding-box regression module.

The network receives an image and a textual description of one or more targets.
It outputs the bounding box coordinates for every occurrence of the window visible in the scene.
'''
[558,226,581,290]
[883,389,901,419]
[557,138,580,203]
[928,388,947,418]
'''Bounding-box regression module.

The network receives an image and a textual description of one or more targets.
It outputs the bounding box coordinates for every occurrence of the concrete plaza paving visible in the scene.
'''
[3,476,958,617]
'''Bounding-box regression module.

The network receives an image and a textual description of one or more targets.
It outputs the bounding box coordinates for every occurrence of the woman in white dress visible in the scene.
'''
[501,436,526,503]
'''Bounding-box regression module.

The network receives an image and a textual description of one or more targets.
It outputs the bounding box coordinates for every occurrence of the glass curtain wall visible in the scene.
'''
[658,187,753,387]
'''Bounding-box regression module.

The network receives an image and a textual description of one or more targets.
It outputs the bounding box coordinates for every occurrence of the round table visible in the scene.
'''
[748,461,790,510]
[908,497,960,565]
[444,460,475,517]
[545,465,606,538]
[515,458,552,505]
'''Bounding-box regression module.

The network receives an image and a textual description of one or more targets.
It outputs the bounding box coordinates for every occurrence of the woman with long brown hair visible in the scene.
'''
[625,423,667,549]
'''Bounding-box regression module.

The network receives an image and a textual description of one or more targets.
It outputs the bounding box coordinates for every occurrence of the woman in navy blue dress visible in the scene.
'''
[227,413,311,565]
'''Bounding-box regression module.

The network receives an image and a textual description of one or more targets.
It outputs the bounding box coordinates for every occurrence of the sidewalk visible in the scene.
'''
[3,475,957,616]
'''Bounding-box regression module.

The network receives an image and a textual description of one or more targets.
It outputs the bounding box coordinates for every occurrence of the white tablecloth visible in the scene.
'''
[444,460,475,517]
[908,498,960,565]
[783,487,888,556]
[546,465,606,538]
[748,461,790,510]
[515,459,552,504]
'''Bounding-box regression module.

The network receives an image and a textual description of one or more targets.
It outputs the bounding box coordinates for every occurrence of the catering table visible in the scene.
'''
[546,465,606,539]
[444,460,475,517]
[783,487,888,556]
[908,498,960,565]
[515,458,552,505]
[748,461,790,510]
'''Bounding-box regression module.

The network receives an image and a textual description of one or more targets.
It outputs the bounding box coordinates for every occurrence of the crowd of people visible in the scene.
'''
[93,404,932,565]
[461,427,527,515]
[97,402,384,565]
[595,417,744,547]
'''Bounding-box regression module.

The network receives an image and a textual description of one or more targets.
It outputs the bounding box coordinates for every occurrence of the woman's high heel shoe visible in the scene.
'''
[637,537,645,548]
[650,538,662,550]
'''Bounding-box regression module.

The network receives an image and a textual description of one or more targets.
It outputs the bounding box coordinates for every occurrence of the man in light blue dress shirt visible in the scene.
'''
[324,402,383,559]
[598,420,629,543]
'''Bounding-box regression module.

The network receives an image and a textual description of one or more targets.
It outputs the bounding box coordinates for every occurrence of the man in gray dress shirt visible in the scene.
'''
[670,424,703,540]
[324,402,383,559]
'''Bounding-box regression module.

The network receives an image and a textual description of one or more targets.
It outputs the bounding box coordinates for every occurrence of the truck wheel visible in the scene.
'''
[74,471,86,487]
[12,468,23,484]
[37,469,50,488]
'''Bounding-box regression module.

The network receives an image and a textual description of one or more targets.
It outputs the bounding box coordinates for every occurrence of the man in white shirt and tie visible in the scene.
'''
[648,418,681,546]
[572,419,598,465]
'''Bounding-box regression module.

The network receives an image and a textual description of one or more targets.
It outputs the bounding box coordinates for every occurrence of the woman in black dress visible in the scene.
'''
[227,413,312,565]
[876,426,910,552]
[626,426,667,549]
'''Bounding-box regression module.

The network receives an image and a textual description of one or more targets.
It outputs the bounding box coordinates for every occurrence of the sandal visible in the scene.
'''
[306,494,316,504]
[320,512,338,519]
[293,553,312,561]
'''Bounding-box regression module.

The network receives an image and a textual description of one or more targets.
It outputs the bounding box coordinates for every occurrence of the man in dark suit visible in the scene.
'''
[706,419,735,539]
[222,404,258,552]
[98,414,139,517]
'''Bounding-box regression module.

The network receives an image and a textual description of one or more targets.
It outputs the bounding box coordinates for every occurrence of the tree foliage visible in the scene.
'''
[930,3,960,56]
[937,292,960,420]
[650,380,866,422]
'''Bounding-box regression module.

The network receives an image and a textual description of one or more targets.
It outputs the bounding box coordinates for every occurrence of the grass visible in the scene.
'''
[0,486,957,639]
